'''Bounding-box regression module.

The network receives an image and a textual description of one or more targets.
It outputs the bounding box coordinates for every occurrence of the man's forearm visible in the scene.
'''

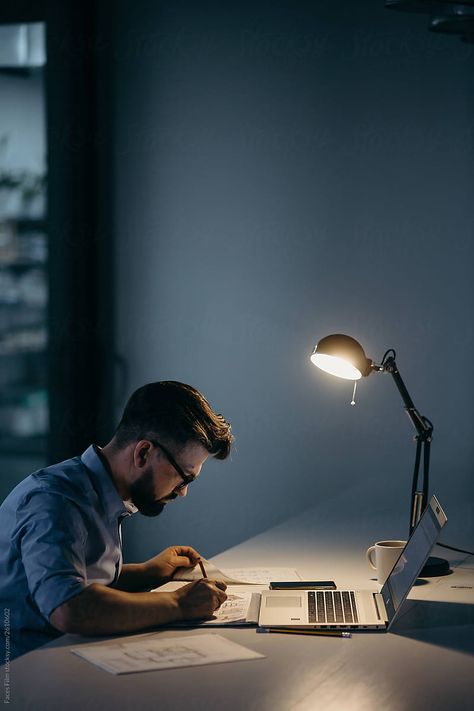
[114,563,161,592]
[50,583,181,635]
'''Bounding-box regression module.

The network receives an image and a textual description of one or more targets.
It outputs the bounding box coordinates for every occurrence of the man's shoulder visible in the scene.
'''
[7,455,92,510]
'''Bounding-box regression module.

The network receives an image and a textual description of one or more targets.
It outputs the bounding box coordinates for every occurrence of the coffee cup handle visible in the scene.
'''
[366,546,377,570]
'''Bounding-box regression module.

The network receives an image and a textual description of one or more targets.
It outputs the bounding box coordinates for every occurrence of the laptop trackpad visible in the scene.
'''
[265,596,302,608]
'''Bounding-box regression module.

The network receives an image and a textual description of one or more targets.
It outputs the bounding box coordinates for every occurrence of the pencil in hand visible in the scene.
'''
[198,558,207,578]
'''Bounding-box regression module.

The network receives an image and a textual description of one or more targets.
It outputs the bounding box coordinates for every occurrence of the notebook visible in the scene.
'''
[258,495,447,631]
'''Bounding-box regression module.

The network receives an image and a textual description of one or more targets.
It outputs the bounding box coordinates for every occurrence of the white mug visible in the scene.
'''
[366,540,406,584]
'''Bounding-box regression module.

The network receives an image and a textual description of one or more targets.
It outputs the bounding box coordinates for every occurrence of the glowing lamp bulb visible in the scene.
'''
[310,352,362,380]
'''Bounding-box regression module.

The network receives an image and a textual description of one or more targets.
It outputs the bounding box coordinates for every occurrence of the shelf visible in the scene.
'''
[0,302,47,310]
[16,218,47,232]
[0,325,47,355]
[0,348,46,357]
[0,434,47,456]
[0,260,46,270]
[0,217,46,231]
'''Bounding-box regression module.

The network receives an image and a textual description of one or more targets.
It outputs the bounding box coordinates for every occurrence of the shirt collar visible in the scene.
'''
[81,445,135,521]
[123,499,138,514]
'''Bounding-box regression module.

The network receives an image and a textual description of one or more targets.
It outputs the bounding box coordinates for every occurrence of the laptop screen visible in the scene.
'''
[381,496,447,624]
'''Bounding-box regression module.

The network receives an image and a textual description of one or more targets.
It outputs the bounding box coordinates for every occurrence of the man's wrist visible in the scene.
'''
[167,590,184,622]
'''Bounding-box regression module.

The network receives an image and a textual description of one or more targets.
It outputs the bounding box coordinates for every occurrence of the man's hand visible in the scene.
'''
[174,579,228,621]
[143,545,202,585]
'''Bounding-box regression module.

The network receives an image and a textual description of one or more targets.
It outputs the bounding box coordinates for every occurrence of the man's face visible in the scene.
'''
[129,440,209,517]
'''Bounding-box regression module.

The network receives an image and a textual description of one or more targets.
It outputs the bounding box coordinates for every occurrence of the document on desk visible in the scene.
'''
[173,562,301,585]
[71,633,265,675]
[154,583,262,625]
[156,567,301,626]
[196,586,262,625]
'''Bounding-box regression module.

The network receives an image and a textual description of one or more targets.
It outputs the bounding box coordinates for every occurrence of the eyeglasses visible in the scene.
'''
[149,440,197,492]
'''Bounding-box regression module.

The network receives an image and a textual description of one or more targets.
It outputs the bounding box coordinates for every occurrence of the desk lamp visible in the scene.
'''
[310,333,449,577]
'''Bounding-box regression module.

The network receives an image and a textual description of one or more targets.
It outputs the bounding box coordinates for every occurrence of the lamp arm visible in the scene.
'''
[377,355,433,535]
[378,356,433,440]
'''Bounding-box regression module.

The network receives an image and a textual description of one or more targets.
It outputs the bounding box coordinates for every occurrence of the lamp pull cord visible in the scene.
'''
[350,381,357,406]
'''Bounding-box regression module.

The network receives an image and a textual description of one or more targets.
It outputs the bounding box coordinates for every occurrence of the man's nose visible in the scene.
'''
[177,486,188,497]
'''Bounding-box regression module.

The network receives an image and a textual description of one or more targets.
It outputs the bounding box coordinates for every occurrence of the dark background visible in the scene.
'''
[3,0,473,562]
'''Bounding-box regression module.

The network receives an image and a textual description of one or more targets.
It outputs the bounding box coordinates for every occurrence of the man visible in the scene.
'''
[0,381,233,659]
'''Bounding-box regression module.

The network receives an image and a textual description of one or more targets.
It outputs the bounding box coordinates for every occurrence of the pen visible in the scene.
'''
[256,627,351,638]
[198,558,207,578]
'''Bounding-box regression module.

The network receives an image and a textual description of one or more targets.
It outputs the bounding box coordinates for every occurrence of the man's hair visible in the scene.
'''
[112,381,233,459]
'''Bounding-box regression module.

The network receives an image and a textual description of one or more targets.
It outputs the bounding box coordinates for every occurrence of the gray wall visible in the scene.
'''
[110,1,474,561]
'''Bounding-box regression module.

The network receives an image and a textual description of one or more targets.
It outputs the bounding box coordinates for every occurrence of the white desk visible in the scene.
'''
[6,498,474,711]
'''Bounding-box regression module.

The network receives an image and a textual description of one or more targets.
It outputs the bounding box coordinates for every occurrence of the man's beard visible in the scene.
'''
[129,466,177,517]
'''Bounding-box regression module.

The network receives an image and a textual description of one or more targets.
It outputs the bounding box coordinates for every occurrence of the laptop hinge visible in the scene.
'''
[373,592,388,622]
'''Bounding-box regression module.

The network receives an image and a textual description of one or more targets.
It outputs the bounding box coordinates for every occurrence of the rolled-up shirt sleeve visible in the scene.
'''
[16,491,89,621]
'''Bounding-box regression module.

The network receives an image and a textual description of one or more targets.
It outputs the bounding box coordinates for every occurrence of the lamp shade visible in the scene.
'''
[310,334,373,380]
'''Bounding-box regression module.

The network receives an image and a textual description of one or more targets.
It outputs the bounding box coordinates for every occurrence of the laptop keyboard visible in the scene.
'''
[308,590,359,624]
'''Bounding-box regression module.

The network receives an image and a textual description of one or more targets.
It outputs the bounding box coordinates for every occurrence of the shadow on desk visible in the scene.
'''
[392,599,474,655]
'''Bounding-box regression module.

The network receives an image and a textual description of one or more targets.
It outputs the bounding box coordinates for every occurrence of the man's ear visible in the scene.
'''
[133,440,152,468]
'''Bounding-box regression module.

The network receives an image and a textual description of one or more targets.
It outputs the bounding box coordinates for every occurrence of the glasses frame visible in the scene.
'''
[148,439,197,492]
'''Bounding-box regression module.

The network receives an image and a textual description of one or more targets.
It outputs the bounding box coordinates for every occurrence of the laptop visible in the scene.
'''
[258,495,447,631]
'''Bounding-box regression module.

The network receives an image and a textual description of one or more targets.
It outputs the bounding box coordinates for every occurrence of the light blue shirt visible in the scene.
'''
[0,445,135,659]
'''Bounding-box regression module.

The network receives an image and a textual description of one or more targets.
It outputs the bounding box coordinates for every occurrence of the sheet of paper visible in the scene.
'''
[205,590,254,624]
[409,567,474,604]
[173,561,301,585]
[71,633,265,675]
[224,568,302,584]
[203,587,261,624]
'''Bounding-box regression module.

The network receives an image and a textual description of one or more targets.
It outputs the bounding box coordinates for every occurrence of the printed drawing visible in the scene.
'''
[123,643,207,665]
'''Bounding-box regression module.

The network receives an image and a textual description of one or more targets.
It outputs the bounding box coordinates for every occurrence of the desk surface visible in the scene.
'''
[6,497,474,711]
